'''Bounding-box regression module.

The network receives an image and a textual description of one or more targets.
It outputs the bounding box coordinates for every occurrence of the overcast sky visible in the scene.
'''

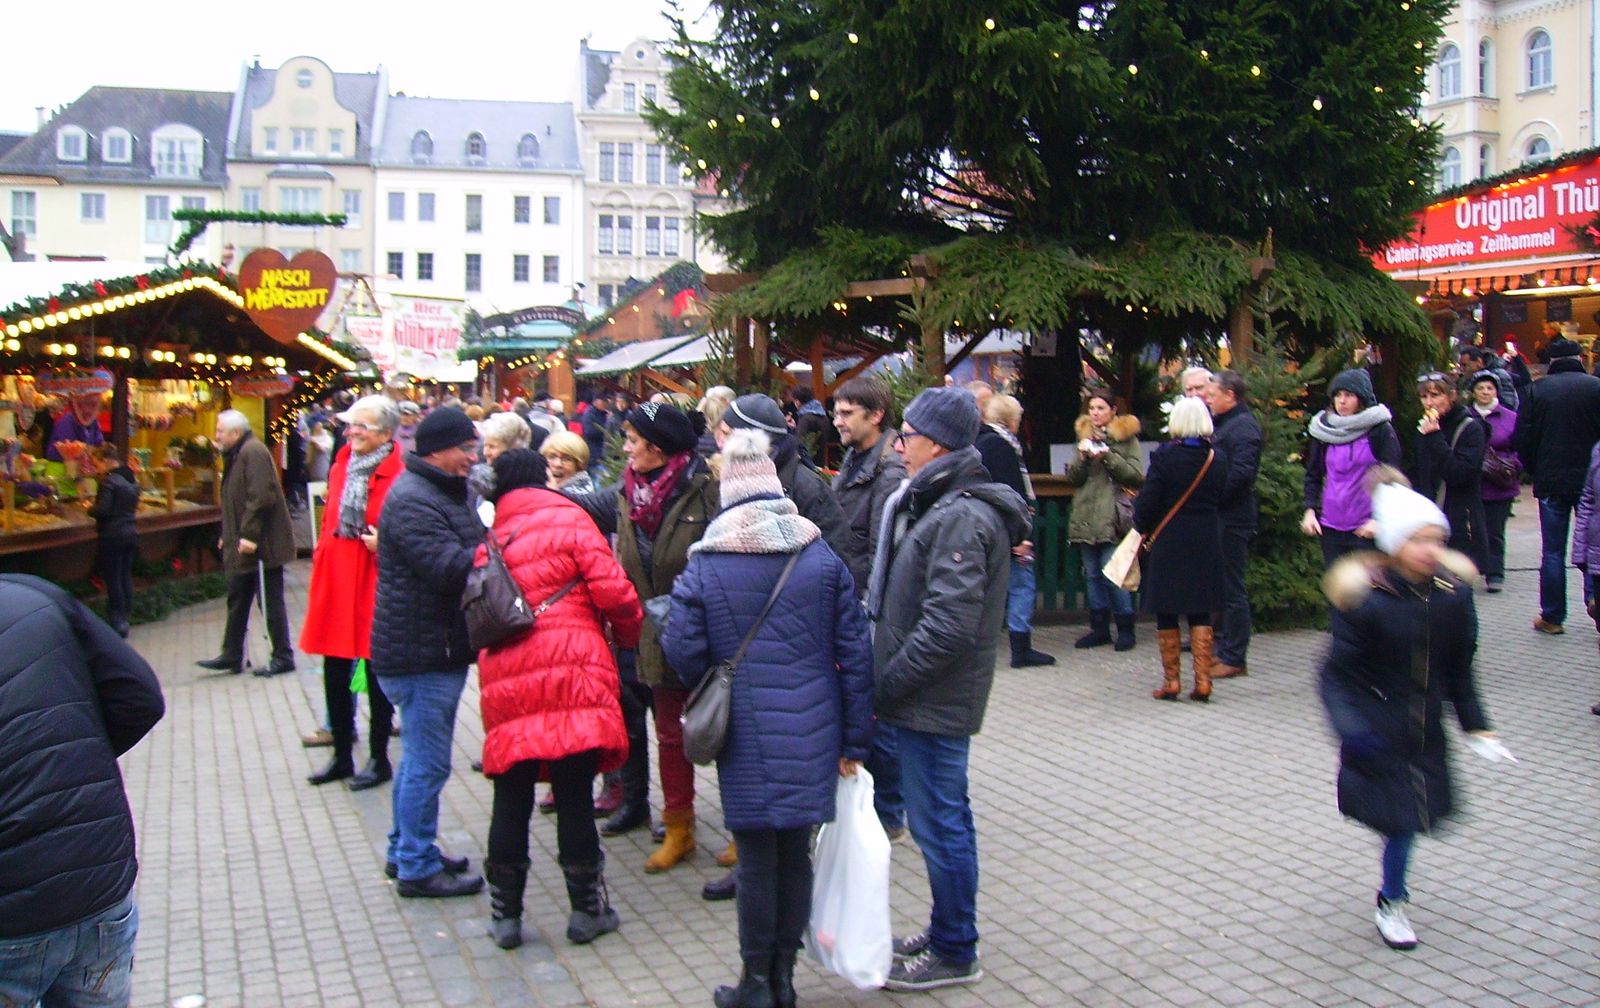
[2,0,715,133]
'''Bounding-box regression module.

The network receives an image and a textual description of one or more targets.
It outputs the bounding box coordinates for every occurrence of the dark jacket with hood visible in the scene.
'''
[372,454,484,675]
[871,449,1031,737]
[1514,356,1600,498]
[0,575,164,938]
[91,465,141,542]
[1413,402,1490,572]
[772,435,856,585]
[831,433,907,593]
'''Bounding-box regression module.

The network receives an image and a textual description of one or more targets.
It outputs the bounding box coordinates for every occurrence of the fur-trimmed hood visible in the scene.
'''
[1323,548,1481,612]
[1075,414,1142,443]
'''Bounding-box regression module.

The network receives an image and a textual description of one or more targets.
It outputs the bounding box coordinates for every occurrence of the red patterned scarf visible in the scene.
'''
[624,451,693,539]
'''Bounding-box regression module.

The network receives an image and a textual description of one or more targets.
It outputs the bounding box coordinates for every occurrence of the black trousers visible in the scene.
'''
[1482,498,1513,581]
[1156,612,1212,631]
[488,751,601,867]
[221,564,293,664]
[323,657,393,763]
[1216,527,1253,666]
[733,827,813,960]
[98,537,136,629]
[618,679,653,798]
[1320,528,1368,570]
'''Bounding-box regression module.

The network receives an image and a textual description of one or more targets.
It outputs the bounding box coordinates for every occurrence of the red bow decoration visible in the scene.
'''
[47,298,60,314]
[136,275,150,291]
[94,281,108,296]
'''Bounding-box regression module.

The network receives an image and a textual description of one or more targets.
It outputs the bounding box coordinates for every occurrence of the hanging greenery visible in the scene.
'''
[168,208,349,258]
[1427,144,1600,203]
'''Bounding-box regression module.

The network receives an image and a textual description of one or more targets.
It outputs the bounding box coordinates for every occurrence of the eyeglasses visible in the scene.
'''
[893,430,927,448]
[1416,371,1450,383]
[345,422,374,432]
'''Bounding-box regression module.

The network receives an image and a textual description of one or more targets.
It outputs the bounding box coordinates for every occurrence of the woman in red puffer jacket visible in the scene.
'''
[473,449,642,953]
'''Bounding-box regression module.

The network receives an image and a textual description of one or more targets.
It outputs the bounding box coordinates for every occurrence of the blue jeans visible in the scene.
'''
[1005,557,1036,633]
[897,727,979,965]
[378,669,468,882]
[1079,541,1134,615]
[1538,494,1580,624]
[0,894,137,1008]
[866,720,904,831]
[1381,833,1414,902]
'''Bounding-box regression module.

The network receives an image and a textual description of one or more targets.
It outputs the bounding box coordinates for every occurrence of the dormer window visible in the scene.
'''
[57,126,87,161]
[411,130,433,163]
[103,128,131,163]
[466,132,487,162]
[151,123,203,179]
[517,133,540,164]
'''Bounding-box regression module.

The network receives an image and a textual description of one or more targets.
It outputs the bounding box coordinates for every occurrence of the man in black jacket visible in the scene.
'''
[1514,338,1600,633]
[1206,370,1263,679]
[0,574,163,1008]
[373,407,486,898]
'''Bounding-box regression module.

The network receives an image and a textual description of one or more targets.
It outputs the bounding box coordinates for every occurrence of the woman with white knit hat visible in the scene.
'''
[1320,467,1515,953]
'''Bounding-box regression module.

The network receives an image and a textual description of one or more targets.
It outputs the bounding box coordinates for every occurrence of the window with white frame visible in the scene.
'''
[513,254,531,283]
[386,252,404,278]
[543,255,559,284]
[262,127,279,154]
[1525,136,1552,164]
[465,194,483,233]
[280,186,322,213]
[339,249,362,273]
[644,84,658,106]
[291,128,316,155]
[543,196,560,224]
[9,192,36,236]
[1437,43,1461,100]
[411,131,433,163]
[599,143,616,182]
[466,132,487,162]
[417,252,434,280]
[617,215,634,254]
[342,189,361,224]
[618,144,634,183]
[599,283,615,307]
[644,215,662,255]
[598,213,614,254]
[518,134,539,163]
[664,217,680,256]
[646,144,663,184]
[465,253,482,292]
[1479,143,1493,178]
[623,83,637,112]
[57,126,86,161]
[152,125,203,178]
[103,128,131,163]
[514,195,531,224]
[329,129,345,155]
[387,191,405,221]
[1478,39,1493,95]
[1439,146,1463,188]
[143,195,170,244]
[1527,30,1553,89]
[81,192,106,222]
[418,192,435,222]
[181,195,206,213]
[240,187,262,212]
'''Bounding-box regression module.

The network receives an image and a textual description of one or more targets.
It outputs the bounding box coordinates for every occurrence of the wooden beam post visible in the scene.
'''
[922,319,946,380]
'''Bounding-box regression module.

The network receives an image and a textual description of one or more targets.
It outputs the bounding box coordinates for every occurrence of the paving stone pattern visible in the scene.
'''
[121,497,1600,1007]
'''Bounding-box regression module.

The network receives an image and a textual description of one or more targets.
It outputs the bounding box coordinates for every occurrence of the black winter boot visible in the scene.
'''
[713,955,776,1008]
[1074,609,1112,649]
[562,856,620,944]
[601,743,650,836]
[770,949,797,1008]
[1010,631,1057,668]
[485,860,529,950]
[1113,614,1136,652]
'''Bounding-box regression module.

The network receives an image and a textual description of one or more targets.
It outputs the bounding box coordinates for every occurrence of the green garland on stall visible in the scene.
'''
[582,260,706,335]
[1427,144,1600,203]
[168,208,349,258]
[0,263,226,326]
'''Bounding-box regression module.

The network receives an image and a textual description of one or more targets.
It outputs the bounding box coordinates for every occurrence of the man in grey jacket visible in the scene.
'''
[866,387,1031,993]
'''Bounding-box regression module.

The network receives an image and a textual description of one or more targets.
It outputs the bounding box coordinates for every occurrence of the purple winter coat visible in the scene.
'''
[1569,442,1600,571]
[1473,402,1520,503]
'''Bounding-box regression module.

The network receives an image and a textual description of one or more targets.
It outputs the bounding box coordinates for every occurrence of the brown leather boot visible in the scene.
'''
[644,808,696,873]
[715,839,739,868]
[1153,628,1183,700]
[1189,625,1214,702]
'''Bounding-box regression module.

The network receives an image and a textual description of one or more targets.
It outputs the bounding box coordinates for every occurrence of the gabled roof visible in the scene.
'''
[377,97,580,172]
[0,87,231,186]
[0,132,27,161]
[230,60,383,159]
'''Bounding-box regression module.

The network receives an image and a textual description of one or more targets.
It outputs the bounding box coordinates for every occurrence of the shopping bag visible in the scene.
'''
[350,657,368,695]
[1103,527,1144,591]
[805,768,892,989]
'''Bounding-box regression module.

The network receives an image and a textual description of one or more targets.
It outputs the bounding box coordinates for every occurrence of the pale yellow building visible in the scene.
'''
[1425,0,1599,188]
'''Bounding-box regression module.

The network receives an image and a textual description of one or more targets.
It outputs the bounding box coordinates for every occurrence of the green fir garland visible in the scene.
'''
[168,208,350,258]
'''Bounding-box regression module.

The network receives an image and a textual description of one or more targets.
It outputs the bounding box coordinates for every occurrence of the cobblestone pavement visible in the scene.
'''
[121,495,1600,1007]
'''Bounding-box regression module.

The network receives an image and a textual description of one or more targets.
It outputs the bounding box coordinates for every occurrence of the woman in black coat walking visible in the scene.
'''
[1411,372,1489,575]
[1133,397,1227,702]
[1320,469,1514,951]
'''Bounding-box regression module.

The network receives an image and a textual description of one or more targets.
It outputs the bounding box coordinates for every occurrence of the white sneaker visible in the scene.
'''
[1375,895,1418,950]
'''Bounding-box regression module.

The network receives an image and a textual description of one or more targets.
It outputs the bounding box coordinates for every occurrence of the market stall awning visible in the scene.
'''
[648,335,712,369]
[575,335,697,377]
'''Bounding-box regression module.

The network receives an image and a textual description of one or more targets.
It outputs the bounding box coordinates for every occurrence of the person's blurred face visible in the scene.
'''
[544,451,578,484]
[1182,372,1211,398]
[1332,390,1361,417]
[482,435,509,464]
[623,424,668,472]
[1395,525,1447,581]
[1204,380,1236,415]
[715,420,732,450]
[425,438,479,477]
[213,423,243,451]
[832,399,884,448]
[894,424,942,476]
[1086,397,1114,427]
[344,408,392,455]
[1419,386,1454,416]
[1472,380,1499,409]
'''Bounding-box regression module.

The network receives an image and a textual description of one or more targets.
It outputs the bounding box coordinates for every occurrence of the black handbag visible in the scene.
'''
[681,551,802,765]
[461,531,579,651]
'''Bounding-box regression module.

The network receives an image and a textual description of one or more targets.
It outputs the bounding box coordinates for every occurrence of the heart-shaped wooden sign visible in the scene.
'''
[236,248,338,345]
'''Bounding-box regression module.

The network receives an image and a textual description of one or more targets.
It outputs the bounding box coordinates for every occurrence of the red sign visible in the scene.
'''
[1375,154,1600,273]
[35,368,115,397]
[236,249,337,344]
[230,373,296,398]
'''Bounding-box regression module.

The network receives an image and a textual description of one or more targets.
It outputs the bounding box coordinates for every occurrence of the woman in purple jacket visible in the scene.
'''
[1469,371,1520,593]
[1302,369,1403,568]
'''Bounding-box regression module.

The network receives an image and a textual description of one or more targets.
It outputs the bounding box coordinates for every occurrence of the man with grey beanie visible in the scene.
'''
[866,386,1032,992]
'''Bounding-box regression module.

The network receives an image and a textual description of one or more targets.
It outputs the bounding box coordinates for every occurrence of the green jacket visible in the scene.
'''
[615,468,719,687]
[1062,415,1143,544]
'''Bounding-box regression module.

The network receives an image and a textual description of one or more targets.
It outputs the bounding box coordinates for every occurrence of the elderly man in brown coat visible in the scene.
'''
[197,409,297,676]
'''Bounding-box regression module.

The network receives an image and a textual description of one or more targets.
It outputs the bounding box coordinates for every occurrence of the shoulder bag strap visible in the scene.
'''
[1145,450,1215,550]
[726,550,803,672]
[533,574,583,616]
[1434,416,1471,508]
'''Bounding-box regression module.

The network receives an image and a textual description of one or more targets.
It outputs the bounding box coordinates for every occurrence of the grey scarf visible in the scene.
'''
[1307,404,1392,446]
[337,442,393,538]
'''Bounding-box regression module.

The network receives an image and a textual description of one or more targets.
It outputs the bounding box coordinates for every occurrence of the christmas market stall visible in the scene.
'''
[0,258,357,581]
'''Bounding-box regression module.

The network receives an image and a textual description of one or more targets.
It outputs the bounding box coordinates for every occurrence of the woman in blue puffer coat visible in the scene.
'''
[662,428,874,1008]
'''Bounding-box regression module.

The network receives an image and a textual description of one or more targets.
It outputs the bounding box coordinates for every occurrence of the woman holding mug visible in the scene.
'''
[1062,390,1143,650]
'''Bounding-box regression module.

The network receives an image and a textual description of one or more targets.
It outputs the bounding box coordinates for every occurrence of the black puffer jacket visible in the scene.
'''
[774,439,855,584]
[831,434,907,594]
[0,575,164,937]
[1211,403,1263,531]
[372,454,484,675]
[1514,357,1600,498]
[91,466,141,542]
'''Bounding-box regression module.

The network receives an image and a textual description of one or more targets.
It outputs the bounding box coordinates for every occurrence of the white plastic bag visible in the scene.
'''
[805,768,892,989]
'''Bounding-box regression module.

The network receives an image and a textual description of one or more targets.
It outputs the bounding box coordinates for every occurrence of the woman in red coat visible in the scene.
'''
[474,448,642,952]
[302,395,406,790]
